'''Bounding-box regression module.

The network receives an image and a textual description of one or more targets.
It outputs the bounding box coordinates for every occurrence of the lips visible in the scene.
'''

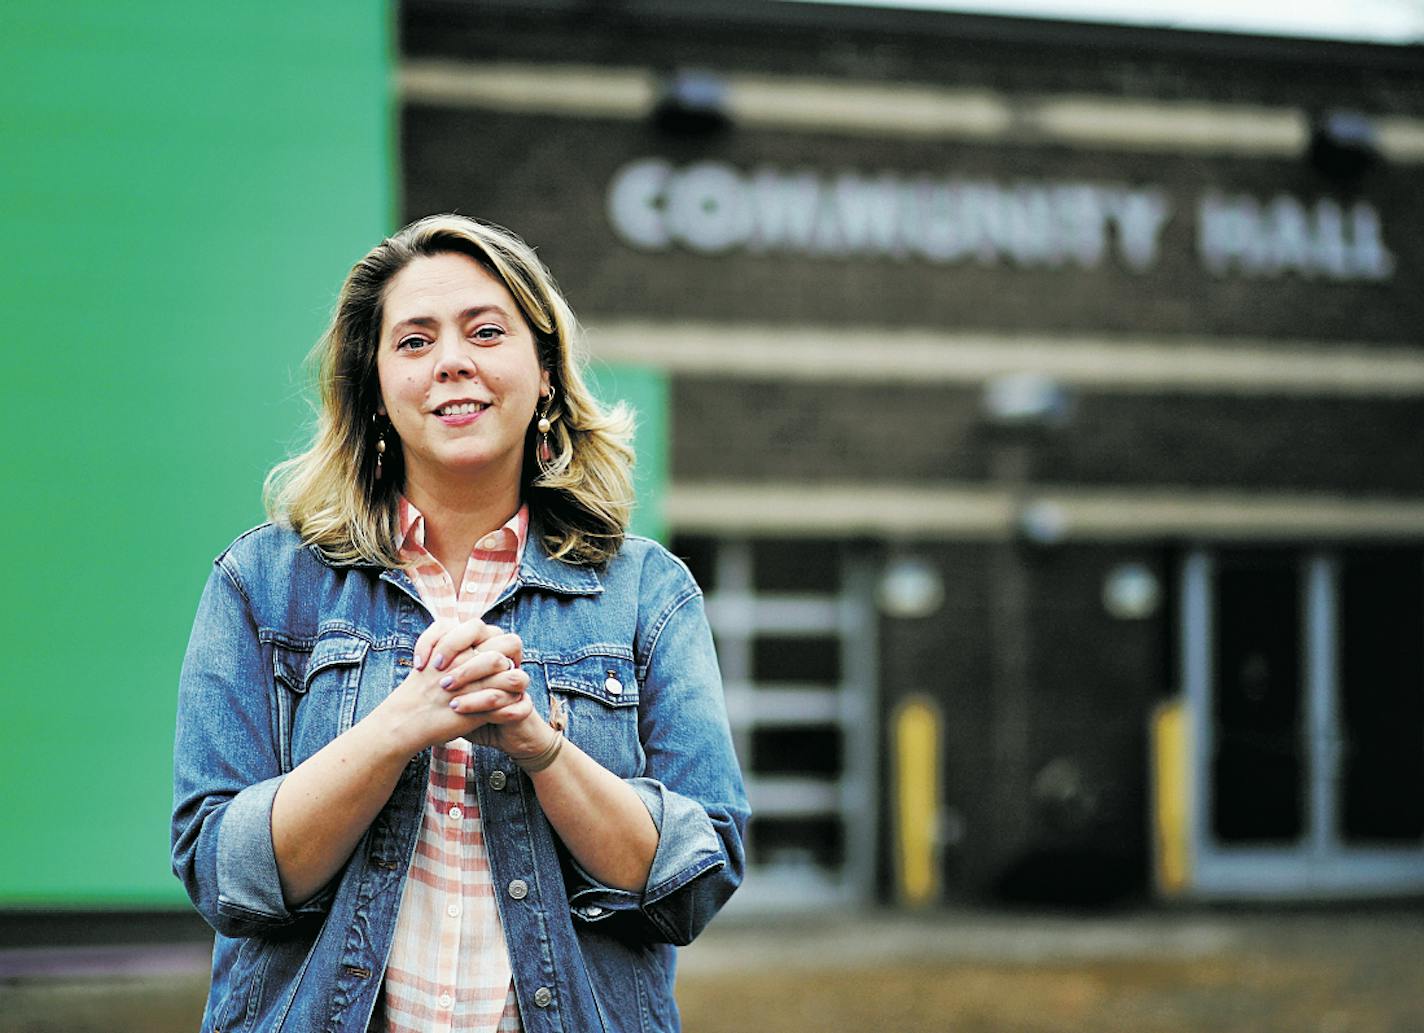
[433,401,489,416]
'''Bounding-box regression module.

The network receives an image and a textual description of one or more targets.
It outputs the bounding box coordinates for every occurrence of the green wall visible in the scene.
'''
[0,3,394,905]
[584,362,669,545]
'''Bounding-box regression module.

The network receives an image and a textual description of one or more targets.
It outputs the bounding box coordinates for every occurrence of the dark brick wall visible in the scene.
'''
[403,105,1424,344]
[877,541,996,896]
[875,541,1171,901]
[671,376,1424,495]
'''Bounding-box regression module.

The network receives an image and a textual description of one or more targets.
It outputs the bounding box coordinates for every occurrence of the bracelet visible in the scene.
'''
[511,731,564,773]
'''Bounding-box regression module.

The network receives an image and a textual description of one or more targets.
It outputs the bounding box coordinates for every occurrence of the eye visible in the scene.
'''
[471,324,506,344]
[395,334,431,352]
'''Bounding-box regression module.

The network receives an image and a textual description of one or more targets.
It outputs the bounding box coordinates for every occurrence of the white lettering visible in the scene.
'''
[903,178,974,263]
[1106,189,1172,272]
[1197,192,1394,281]
[606,159,673,251]
[1201,193,1267,274]
[1310,199,1351,280]
[1003,185,1057,267]
[828,173,905,258]
[1348,203,1395,280]
[1264,195,1314,275]
[747,168,821,253]
[605,159,1392,283]
[961,182,1007,266]
[665,162,752,254]
[1052,183,1110,268]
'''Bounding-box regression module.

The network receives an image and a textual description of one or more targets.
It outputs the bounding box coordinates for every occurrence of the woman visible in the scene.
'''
[172,214,749,1033]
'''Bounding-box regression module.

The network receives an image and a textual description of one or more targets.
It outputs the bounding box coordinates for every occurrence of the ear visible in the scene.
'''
[539,369,552,399]
[376,397,387,418]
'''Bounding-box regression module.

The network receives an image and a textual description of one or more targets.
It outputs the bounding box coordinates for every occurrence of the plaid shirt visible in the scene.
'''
[383,499,529,1033]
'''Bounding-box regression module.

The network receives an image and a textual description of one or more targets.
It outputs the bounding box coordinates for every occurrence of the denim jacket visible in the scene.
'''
[171,518,749,1033]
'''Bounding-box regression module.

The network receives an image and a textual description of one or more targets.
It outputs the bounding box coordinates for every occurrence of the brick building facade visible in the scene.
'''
[401,0,1424,905]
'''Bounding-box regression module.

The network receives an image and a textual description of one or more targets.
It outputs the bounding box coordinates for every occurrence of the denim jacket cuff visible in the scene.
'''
[566,778,726,926]
[215,773,295,925]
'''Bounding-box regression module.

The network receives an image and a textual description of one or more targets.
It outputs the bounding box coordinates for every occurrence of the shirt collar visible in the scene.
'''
[396,497,530,562]
[379,499,601,596]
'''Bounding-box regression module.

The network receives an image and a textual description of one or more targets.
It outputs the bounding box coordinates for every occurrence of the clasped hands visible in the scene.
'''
[379,617,555,759]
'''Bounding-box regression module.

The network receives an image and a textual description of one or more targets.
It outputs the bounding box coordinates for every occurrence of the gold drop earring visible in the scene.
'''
[536,387,557,466]
[373,413,388,480]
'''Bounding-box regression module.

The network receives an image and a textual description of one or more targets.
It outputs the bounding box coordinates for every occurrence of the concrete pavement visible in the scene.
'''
[3,906,1421,1032]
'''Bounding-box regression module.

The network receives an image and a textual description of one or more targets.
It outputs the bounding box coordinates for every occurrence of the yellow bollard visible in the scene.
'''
[1151,698,1192,898]
[893,696,942,908]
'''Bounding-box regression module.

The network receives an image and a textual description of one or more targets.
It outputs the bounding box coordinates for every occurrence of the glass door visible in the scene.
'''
[1339,550,1424,845]
[1210,553,1306,845]
[1183,547,1424,898]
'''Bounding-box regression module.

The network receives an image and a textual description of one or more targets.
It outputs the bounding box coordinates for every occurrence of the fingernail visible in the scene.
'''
[439,675,454,689]
[433,653,446,670]
[449,699,461,711]
[414,654,426,671]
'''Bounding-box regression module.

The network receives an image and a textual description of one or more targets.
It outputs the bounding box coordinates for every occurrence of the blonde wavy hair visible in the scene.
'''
[265,214,635,568]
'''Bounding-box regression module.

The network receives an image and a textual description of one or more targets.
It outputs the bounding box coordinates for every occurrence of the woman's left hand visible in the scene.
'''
[441,626,556,756]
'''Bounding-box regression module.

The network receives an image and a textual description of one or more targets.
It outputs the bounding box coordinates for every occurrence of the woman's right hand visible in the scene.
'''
[373,618,531,756]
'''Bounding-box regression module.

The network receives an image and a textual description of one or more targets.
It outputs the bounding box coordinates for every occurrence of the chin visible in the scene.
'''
[432,450,524,479]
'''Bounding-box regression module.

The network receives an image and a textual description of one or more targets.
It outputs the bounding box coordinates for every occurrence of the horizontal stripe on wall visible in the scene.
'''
[666,483,1424,541]
[400,60,1424,162]
[584,321,1424,397]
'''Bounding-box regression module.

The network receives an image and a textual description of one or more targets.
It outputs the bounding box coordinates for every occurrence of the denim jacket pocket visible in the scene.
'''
[544,653,643,779]
[271,633,369,772]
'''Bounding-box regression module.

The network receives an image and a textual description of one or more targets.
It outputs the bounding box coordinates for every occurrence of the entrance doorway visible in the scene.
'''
[1182,547,1424,896]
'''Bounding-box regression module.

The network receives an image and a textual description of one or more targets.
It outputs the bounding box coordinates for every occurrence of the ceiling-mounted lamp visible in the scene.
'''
[653,69,732,136]
[1308,110,1379,182]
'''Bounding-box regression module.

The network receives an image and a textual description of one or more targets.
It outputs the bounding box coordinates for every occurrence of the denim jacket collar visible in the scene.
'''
[346,510,602,601]
[514,520,603,597]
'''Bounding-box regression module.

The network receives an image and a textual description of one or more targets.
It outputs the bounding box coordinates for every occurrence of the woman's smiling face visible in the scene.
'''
[376,251,549,495]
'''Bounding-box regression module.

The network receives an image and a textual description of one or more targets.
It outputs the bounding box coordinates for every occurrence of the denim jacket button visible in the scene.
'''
[488,769,507,791]
[533,986,553,1008]
[507,878,529,900]
[604,676,623,696]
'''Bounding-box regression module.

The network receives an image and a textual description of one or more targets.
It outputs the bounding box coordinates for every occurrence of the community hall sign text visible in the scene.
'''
[607,158,1394,282]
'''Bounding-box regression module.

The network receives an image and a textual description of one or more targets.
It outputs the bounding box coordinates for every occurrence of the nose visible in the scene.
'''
[432,331,477,382]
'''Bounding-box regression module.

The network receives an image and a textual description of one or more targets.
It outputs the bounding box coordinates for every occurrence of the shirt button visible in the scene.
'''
[488,769,507,791]
[446,903,461,918]
[533,986,553,1008]
[604,676,623,696]
[480,534,499,550]
[585,905,604,917]
[438,993,453,1010]
[507,879,529,900]
[448,805,463,820]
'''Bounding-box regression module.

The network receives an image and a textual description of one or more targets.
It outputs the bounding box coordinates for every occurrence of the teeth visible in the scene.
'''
[438,402,485,416]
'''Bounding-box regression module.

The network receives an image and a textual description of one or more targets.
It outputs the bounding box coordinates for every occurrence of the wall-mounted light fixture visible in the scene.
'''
[877,557,945,619]
[981,372,1073,429]
[1019,500,1068,547]
[1102,562,1162,620]
[1308,110,1379,182]
[653,69,731,136]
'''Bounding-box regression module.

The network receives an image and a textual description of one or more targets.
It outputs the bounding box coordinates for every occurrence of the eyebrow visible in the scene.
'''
[388,305,513,337]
